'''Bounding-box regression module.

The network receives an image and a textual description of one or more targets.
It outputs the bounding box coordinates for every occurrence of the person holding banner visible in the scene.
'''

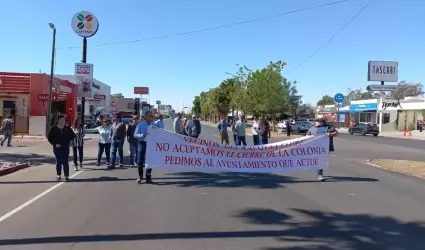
[134,111,156,184]
[306,115,338,181]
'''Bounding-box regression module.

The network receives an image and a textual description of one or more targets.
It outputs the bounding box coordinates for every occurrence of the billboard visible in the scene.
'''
[368,61,398,82]
[75,63,94,98]
[134,87,149,95]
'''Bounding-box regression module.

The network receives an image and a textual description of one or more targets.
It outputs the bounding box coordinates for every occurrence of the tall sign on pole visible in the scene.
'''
[367,61,399,132]
[334,93,344,129]
[71,11,99,126]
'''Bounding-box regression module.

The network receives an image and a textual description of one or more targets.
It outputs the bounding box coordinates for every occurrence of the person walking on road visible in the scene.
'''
[109,114,126,169]
[259,117,271,145]
[186,115,201,138]
[72,117,85,170]
[173,113,184,135]
[1,115,13,147]
[217,116,230,145]
[235,115,247,146]
[127,115,139,168]
[231,117,239,145]
[47,115,75,181]
[306,115,338,181]
[134,111,156,184]
[155,114,165,129]
[252,116,260,145]
[182,118,188,136]
[96,118,112,167]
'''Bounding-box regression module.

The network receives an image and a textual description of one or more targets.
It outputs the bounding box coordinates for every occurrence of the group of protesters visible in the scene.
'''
[172,113,202,138]
[216,115,272,146]
[47,112,164,183]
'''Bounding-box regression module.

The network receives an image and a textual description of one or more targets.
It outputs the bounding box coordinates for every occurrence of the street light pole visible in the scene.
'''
[46,23,56,136]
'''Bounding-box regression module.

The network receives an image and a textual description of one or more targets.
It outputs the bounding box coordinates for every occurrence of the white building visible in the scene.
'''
[377,96,425,131]
[55,75,111,115]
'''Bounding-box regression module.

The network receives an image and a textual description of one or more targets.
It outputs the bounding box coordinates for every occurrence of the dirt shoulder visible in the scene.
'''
[368,159,425,179]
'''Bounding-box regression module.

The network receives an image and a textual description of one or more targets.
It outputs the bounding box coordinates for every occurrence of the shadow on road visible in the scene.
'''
[0,209,424,249]
[0,176,136,184]
[152,172,378,189]
[233,208,425,250]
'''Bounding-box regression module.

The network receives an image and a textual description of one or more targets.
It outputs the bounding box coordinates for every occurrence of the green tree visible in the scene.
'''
[316,95,334,106]
[391,81,424,99]
[342,88,372,106]
[192,96,201,115]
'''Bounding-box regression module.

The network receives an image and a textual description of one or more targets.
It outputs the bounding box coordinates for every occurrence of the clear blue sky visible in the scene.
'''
[1,0,423,112]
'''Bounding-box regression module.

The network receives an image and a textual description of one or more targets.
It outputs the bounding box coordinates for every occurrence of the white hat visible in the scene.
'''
[315,115,325,121]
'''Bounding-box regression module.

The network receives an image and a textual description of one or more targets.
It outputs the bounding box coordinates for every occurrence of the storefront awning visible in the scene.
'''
[339,109,376,114]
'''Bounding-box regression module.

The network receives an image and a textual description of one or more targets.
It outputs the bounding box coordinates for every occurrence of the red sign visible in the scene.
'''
[134,87,149,95]
[38,94,57,102]
[94,94,106,100]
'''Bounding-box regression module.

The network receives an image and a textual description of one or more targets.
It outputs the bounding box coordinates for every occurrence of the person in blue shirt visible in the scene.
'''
[134,111,156,184]
[154,114,165,129]
[217,117,230,145]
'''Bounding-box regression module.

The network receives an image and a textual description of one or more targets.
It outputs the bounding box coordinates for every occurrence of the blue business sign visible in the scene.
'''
[349,103,377,111]
[334,93,344,103]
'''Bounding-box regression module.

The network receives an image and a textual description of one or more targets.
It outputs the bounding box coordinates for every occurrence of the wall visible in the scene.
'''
[30,74,77,122]
[29,116,46,136]
[0,72,32,133]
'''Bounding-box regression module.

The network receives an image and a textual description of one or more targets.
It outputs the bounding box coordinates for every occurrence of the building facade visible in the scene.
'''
[0,72,77,136]
[55,75,111,115]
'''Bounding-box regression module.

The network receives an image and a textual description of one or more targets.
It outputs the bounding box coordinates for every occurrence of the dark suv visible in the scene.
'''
[348,122,379,136]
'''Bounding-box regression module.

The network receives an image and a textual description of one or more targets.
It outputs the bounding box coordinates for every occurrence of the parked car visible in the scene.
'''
[297,121,312,133]
[348,122,379,136]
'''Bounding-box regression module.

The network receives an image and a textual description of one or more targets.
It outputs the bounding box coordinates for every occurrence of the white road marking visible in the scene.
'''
[0,170,84,223]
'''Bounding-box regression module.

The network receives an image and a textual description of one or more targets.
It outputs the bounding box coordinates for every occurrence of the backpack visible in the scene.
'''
[1,119,12,131]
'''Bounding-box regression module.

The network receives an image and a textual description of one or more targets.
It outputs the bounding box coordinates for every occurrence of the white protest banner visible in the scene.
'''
[146,128,329,173]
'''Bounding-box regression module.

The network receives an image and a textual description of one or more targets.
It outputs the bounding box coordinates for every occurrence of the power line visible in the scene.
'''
[290,0,374,72]
[57,0,351,50]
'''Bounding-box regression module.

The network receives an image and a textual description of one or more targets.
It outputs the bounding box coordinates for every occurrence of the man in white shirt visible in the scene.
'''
[252,116,260,145]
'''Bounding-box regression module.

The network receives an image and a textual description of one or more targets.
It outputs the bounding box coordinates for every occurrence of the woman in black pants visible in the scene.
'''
[72,117,85,170]
[48,115,75,181]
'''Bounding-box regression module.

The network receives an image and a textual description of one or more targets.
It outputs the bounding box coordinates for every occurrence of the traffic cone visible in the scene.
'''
[404,128,407,136]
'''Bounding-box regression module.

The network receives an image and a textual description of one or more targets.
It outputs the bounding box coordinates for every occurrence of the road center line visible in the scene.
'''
[0,170,84,223]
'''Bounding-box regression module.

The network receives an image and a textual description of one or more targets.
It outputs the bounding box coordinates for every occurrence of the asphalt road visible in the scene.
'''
[0,119,425,250]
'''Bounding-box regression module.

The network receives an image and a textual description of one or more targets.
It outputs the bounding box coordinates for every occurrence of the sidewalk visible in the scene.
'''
[338,128,425,140]
[8,134,94,141]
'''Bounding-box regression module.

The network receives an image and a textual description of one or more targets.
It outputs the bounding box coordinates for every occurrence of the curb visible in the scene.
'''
[0,162,31,177]
[366,159,381,168]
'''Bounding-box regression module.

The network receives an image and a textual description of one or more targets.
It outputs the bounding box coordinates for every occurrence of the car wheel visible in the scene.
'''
[362,130,366,136]
[349,129,353,135]
[373,133,378,137]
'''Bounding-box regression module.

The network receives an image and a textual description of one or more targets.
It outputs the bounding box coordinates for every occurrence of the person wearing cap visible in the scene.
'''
[134,110,156,184]
[95,118,112,167]
[155,114,165,129]
[306,115,338,181]
[109,114,126,169]
[186,114,201,138]
[127,115,140,167]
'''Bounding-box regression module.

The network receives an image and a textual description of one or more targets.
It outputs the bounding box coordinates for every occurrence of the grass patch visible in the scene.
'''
[370,159,425,179]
